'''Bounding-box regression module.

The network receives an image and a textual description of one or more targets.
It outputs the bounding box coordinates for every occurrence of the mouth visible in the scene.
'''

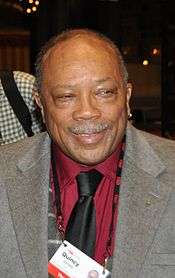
[72,129,107,145]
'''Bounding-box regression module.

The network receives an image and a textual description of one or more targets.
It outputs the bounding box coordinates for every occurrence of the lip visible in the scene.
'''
[72,130,107,145]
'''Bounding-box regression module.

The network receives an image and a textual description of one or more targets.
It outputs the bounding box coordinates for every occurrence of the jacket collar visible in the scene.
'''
[17,131,51,173]
[126,122,165,177]
[17,124,165,177]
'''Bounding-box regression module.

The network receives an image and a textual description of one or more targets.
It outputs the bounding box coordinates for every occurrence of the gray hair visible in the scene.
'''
[35,28,128,92]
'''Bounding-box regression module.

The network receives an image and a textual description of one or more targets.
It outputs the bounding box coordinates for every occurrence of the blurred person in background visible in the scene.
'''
[0,70,44,145]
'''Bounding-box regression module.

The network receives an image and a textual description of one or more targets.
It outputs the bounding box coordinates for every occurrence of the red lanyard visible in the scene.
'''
[104,138,125,260]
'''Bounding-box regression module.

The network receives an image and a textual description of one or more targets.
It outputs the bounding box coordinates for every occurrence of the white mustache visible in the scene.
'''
[69,122,110,135]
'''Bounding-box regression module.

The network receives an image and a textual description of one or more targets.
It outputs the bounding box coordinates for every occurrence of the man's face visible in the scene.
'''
[39,37,131,165]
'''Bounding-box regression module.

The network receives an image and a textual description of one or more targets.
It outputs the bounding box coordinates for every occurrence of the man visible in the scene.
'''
[0,29,175,278]
[0,71,44,145]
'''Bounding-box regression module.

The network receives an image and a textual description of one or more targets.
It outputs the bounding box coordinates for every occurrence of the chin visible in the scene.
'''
[73,152,108,166]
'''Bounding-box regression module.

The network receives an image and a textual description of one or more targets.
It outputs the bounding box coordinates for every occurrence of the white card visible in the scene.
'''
[48,240,111,278]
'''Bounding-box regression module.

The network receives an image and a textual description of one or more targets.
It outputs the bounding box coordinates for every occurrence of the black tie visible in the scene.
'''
[65,169,103,257]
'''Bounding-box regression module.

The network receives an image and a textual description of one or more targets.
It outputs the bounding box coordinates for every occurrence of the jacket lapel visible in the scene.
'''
[112,125,172,278]
[6,133,51,278]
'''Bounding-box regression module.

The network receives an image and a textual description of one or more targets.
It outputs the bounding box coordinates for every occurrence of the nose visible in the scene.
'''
[72,93,101,121]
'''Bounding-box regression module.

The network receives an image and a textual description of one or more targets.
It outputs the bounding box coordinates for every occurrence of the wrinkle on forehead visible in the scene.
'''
[42,35,118,72]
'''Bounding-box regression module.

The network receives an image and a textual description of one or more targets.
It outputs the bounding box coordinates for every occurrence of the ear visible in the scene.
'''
[126,82,132,118]
[32,90,45,123]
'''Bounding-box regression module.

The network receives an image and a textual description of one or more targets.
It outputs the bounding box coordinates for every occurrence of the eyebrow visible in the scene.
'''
[52,84,75,91]
[51,77,117,91]
[95,77,121,88]
[94,77,113,84]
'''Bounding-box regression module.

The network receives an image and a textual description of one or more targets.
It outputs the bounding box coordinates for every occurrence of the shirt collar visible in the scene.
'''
[52,142,122,187]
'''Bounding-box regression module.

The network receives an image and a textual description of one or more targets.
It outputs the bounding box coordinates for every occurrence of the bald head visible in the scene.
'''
[35,29,128,92]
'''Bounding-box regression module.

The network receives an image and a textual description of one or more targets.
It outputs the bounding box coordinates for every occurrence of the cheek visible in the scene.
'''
[42,98,65,126]
[115,105,125,118]
[106,105,127,145]
[43,105,63,132]
[104,103,126,125]
[44,108,75,145]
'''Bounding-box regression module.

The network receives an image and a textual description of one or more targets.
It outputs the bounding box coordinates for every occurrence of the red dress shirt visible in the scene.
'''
[51,142,121,265]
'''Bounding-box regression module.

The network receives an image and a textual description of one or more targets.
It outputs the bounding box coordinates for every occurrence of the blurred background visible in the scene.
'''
[0,0,175,138]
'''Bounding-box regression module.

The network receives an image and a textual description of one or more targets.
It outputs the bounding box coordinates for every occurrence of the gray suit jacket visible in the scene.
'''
[1,123,175,278]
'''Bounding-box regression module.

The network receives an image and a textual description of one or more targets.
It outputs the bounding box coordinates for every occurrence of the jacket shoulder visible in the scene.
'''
[133,127,175,165]
[0,132,49,166]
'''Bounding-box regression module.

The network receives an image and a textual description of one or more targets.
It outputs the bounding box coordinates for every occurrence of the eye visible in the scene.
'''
[96,88,117,98]
[55,94,75,103]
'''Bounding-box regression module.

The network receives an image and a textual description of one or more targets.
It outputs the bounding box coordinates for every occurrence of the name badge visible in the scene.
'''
[48,240,111,278]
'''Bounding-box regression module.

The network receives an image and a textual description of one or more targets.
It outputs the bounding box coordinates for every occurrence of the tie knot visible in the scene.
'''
[76,169,103,197]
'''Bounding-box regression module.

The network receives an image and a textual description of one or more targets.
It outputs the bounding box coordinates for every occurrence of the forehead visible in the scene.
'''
[42,36,121,86]
[45,35,117,61]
